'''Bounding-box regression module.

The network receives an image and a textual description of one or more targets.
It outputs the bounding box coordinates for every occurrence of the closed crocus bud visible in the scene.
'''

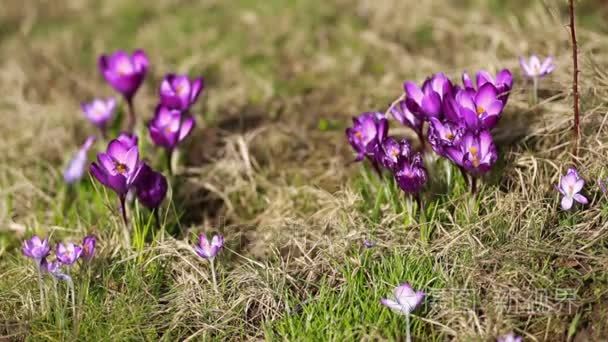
[81,98,116,131]
[89,136,144,197]
[381,283,425,315]
[64,136,96,184]
[134,164,168,210]
[394,150,428,194]
[194,234,224,260]
[98,50,149,101]
[82,235,97,261]
[56,242,83,266]
[148,105,195,151]
[22,236,51,262]
[159,74,204,111]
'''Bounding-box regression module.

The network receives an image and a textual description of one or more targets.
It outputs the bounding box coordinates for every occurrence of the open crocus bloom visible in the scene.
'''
[557,168,588,210]
[520,55,555,79]
[64,136,96,184]
[346,112,387,162]
[454,83,504,130]
[81,98,116,130]
[41,259,71,281]
[56,242,83,266]
[390,99,423,136]
[446,130,497,176]
[98,50,149,100]
[497,332,522,342]
[377,137,411,171]
[381,283,425,315]
[134,163,168,210]
[404,73,453,120]
[90,137,144,196]
[159,74,204,111]
[22,236,51,262]
[194,234,224,260]
[428,117,464,157]
[148,105,196,150]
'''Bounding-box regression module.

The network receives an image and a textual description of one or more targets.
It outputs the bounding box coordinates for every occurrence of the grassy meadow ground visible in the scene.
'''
[1,0,608,340]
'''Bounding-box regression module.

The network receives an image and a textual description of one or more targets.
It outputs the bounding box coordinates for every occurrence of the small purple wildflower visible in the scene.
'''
[390,99,424,139]
[133,163,168,210]
[148,105,196,151]
[82,235,97,261]
[98,50,149,101]
[64,136,96,184]
[22,236,51,263]
[381,283,425,315]
[497,332,522,342]
[346,112,388,173]
[557,168,588,210]
[446,130,498,176]
[520,55,555,79]
[194,234,224,260]
[394,149,427,194]
[362,239,376,248]
[81,98,116,133]
[41,258,71,281]
[56,242,83,266]
[404,73,453,120]
[462,69,513,103]
[159,74,204,111]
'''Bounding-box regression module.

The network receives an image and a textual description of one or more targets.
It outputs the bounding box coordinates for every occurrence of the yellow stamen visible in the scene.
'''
[446,132,454,141]
[476,106,485,116]
[115,163,127,174]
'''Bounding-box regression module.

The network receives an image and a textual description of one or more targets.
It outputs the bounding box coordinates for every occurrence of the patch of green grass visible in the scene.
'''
[267,249,445,340]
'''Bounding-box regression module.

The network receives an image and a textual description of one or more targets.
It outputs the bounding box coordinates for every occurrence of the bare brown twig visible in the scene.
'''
[569,0,580,161]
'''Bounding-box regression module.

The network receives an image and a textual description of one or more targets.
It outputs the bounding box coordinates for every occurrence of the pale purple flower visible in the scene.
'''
[194,234,224,260]
[390,99,423,137]
[497,332,522,342]
[81,98,116,132]
[520,55,555,79]
[56,242,83,266]
[116,132,139,149]
[64,136,96,184]
[381,283,425,315]
[363,239,375,248]
[22,236,51,262]
[82,235,97,261]
[159,74,204,111]
[557,168,588,210]
[41,258,71,281]
[599,178,607,194]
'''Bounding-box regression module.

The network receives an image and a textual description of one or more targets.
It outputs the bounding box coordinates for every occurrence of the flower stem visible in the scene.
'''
[405,312,411,342]
[532,76,539,105]
[119,196,130,247]
[417,131,426,152]
[67,276,78,335]
[470,176,478,195]
[210,258,219,294]
[166,149,174,176]
[126,97,136,133]
[36,264,45,312]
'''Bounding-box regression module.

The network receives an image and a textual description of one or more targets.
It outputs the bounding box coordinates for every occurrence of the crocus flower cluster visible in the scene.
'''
[346,113,428,196]
[22,235,96,281]
[149,74,203,163]
[90,133,168,220]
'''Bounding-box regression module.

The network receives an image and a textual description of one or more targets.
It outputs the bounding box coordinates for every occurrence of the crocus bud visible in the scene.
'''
[159,74,204,111]
[134,164,168,210]
[194,234,224,260]
[82,235,97,261]
[64,136,96,184]
[81,98,116,131]
[98,50,149,101]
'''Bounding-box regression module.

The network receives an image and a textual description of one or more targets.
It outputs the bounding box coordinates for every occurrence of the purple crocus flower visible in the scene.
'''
[463,69,513,103]
[81,98,116,134]
[390,99,424,139]
[520,55,555,79]
[428,117,464,157]
[90,137,144,197]
[116,132,138,149]
[362,239,376,248]
[148,105,196,151]
[381,283,425,315]
[453,83,505,130]
[56,242,83,266]
[133,163,168,210]
[377,137,411,170]
[346,112,388,173]
[446,130,498,176]
[159,74,204,111]
[98,50,149,101]
[557,168,588,210]
[82,235,97,261]
[394,151,427,194]
[64,136,96,184]
[497,332,522,342]
[194,234,224,260]
[404,73,453,120]
[22,236,51,263]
